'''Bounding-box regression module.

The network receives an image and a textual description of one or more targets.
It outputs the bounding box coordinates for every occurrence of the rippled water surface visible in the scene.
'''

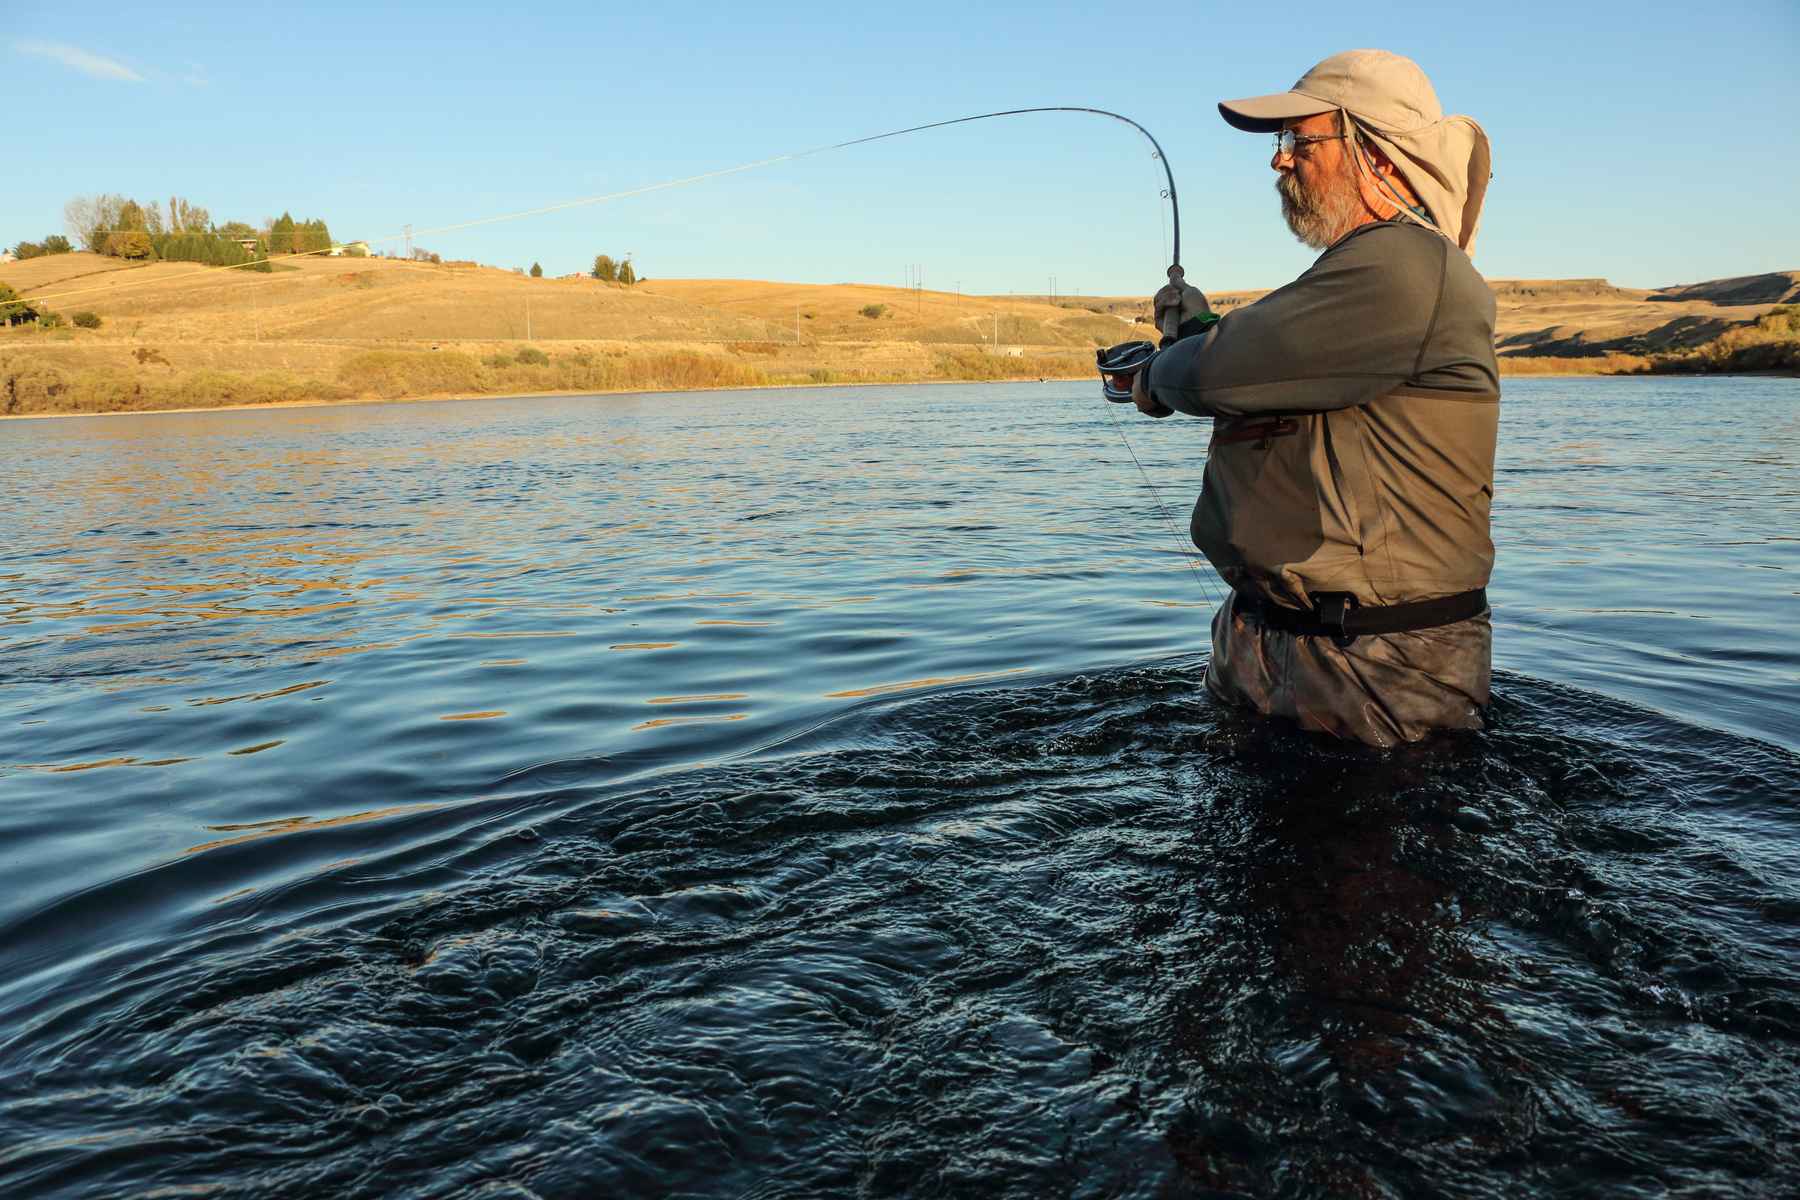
[3,377,1798,1196]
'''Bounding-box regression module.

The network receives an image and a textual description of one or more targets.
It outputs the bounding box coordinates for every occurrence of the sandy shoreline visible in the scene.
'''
[0,373,1096,421]
[5,368,1793,423]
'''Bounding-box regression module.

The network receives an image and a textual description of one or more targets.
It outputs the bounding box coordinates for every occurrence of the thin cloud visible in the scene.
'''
[13,39,143,82]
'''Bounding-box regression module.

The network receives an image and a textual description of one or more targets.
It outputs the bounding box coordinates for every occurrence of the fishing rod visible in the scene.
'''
[848,110,1214,601]
[826,107,1192,399]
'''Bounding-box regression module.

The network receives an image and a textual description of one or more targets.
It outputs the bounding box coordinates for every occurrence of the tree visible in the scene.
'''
[0,283,33,325]
[298,218,332,254]
[104,230,154,259]
[167,196,210,233]
[65,194,126,251]
[216,221,257,240]
[116,199,161,237]
[14,242,44,260]
[591,254,616,282]
[270,212,297,254]
[43,235,70,255]
[617,259,637,286]
[529,261,543,278]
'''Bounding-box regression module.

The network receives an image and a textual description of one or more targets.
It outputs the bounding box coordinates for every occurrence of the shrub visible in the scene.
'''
[860,304,887,319]
[0,283,31,325]
[38,312,64,330]
[1,359,69,413]
[338,350,483,398]
[72,311,102,329]
[482,353,514,368]
[515,346,550,366]
[104,231,155,260]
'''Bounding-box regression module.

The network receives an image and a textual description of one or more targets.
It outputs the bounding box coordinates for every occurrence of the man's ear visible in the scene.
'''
[1362,139,1398,177]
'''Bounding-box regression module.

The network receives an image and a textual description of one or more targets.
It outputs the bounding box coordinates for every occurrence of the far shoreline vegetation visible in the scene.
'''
[2,195,1795,415]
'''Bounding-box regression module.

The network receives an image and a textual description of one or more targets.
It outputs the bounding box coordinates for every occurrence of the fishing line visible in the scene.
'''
[24,108,1182,306]
[1103,402,1220,605]
[18,106,1217,604]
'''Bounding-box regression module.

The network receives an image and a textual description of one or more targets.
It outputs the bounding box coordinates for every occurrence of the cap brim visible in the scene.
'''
[1217,91,1337,133]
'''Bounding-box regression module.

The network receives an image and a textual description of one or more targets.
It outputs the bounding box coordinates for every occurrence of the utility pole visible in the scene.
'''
[403,223,413,260]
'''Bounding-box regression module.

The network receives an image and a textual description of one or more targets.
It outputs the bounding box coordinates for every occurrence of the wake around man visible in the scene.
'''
[1126,50,1499,747]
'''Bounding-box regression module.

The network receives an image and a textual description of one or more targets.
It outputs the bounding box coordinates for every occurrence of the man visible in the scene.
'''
[1122,50,1498,747]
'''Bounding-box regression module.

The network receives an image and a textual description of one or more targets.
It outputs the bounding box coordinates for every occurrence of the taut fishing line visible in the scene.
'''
[20,106,1218,603]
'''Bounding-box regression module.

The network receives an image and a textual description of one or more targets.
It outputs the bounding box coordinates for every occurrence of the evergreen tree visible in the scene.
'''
[529,262,543,278]
[270,212,297,254]
[618,259,637,285]
[592,254,616,282]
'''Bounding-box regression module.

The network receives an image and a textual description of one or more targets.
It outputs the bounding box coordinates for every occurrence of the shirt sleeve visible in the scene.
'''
[1144,225,1445,418]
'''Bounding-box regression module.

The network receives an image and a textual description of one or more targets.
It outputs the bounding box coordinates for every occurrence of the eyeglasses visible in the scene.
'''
[1274,128,1348,158]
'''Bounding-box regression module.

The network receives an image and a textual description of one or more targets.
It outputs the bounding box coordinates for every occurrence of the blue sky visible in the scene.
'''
[6,1,1795,293]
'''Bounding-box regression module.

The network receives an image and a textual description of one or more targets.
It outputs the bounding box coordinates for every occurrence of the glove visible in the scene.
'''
[1152,278,1212,345]
[1132,369,1172,418]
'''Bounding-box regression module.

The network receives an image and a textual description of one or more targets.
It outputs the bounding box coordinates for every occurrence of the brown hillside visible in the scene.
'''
[2,251,1793,416]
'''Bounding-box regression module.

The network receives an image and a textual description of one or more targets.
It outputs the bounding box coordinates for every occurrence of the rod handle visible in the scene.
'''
[1159,264,1185,348]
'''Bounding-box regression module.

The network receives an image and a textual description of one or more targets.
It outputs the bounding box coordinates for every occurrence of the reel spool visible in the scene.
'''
[1096,340,1157,402]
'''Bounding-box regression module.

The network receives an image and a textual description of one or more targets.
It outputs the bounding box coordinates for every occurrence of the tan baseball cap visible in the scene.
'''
[1218,49,1443,134]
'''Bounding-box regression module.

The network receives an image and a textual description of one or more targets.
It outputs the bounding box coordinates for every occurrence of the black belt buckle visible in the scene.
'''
[1315,593,1358,647]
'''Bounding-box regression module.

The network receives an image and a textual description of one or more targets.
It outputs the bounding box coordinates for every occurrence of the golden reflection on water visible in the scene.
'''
[647,693,749,705]
[227,740,285,756]
[189,680,328,707]
[439,711,507,721]
[610,642,679,651]
[19,754,196,773]
[186,803,443,855]
[825,667,1030,700]
[631,713,749,732]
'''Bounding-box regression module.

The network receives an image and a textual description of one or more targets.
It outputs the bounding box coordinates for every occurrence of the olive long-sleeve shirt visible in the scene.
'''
[1141,219,1501,609]
[1144,219,1497,415]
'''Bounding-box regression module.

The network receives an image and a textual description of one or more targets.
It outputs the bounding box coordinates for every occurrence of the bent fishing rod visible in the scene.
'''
[840,109,1215,601]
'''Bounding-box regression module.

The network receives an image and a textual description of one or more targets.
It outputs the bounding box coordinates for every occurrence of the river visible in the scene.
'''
[2,377,1797,1196]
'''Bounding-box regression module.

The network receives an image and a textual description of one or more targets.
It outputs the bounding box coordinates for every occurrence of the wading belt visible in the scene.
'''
[1234,588,1488,646]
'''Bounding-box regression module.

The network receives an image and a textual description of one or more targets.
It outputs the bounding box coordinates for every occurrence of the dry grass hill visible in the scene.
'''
[2,252,1794,416]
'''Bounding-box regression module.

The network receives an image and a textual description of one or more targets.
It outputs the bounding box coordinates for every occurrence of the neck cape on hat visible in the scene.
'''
[1219,49,1492,253]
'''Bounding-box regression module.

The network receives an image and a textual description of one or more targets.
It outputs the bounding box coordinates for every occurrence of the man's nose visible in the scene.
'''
[1271,149,1294,172]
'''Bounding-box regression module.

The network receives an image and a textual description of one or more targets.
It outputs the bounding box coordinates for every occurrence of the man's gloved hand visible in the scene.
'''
[1131,370,1172,418]
[1152,278,1212,343]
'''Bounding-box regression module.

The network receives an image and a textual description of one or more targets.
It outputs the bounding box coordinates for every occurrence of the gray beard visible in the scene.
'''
[1277,169,1362,250]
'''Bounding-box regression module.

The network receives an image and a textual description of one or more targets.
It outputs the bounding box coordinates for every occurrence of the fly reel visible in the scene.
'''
[1096,340,1157,402]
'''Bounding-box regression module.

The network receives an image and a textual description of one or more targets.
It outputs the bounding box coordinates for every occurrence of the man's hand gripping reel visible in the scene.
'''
[1096,264,1187,403]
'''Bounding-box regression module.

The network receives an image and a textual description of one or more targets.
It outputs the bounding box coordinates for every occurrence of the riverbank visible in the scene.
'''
[5,340,1796,420]
[0,337,1095,417]
[4,253,1794,416]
